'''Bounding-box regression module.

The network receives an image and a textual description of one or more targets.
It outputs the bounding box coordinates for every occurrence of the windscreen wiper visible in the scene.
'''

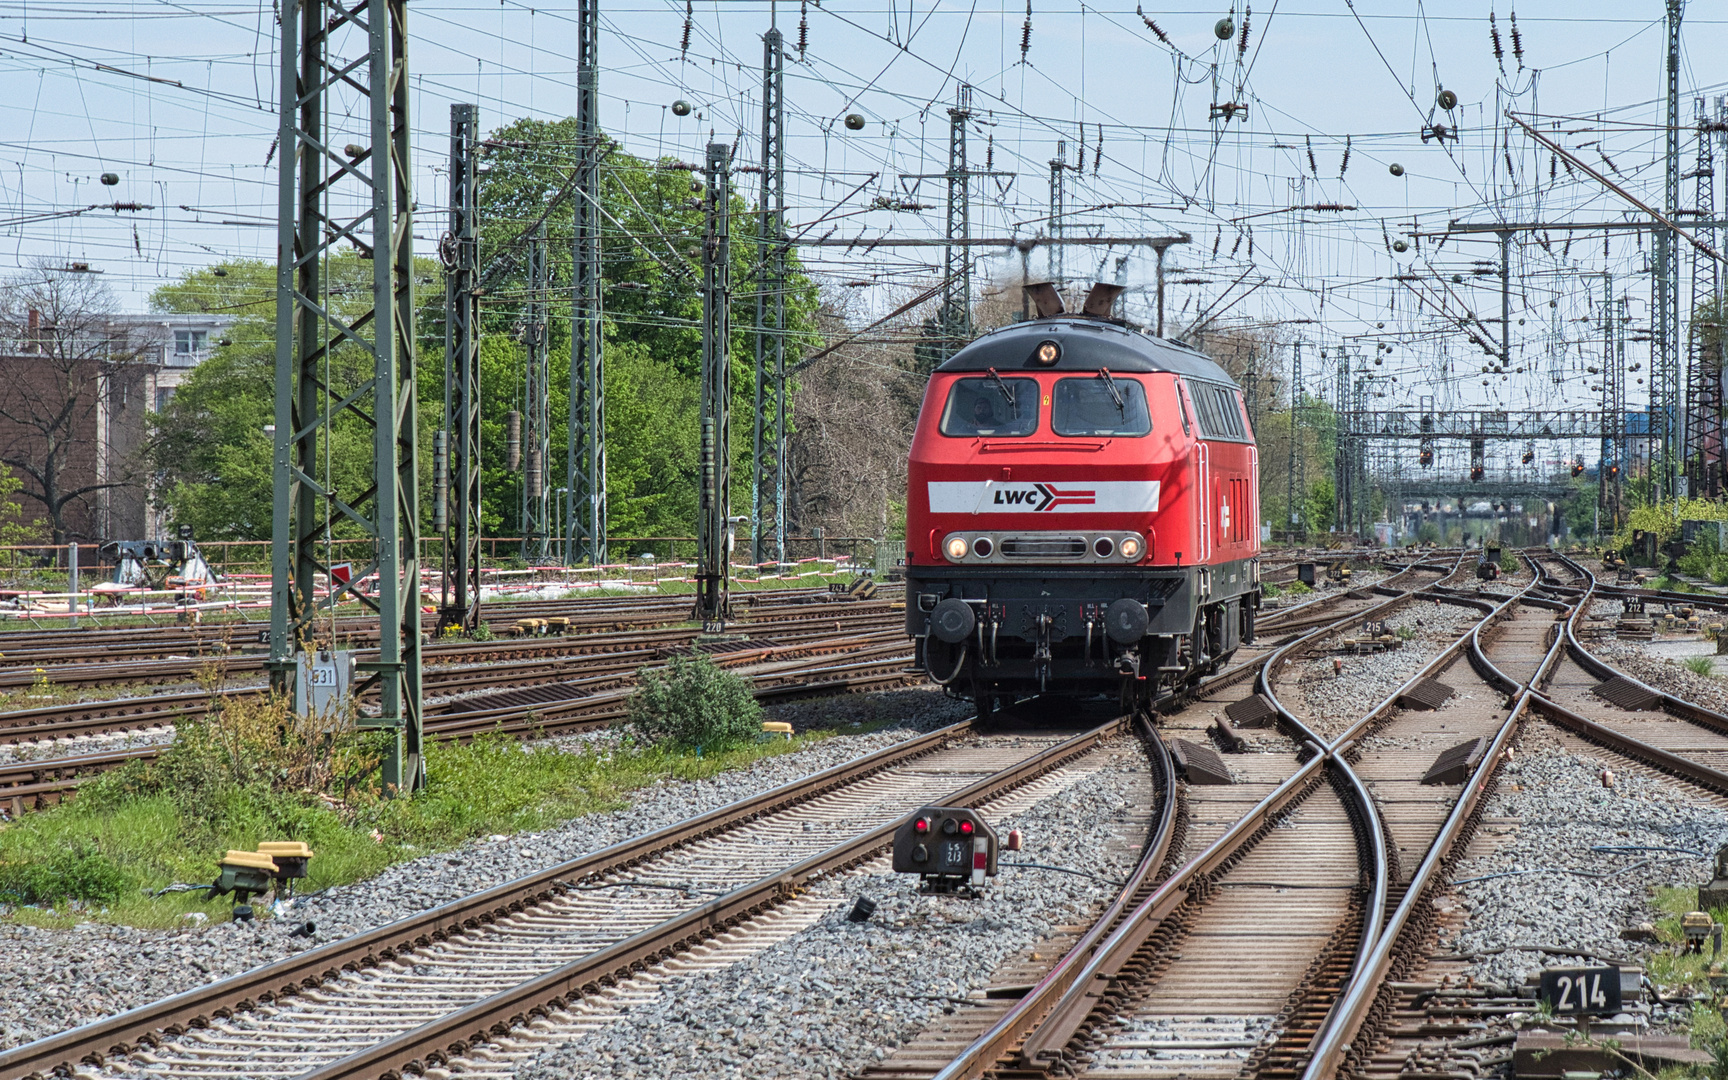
[1096,366,1126,412]
[985,367,1017,411]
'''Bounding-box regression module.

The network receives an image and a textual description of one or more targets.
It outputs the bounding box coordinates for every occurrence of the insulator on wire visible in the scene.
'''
[1510,10,1524,69]
[798,1,809,55]
[1212,226,1221,256]
[1021,1,1032,60]
[1305,135,1317,177]
[1247,225,1254,260]
[1339,135,1351,178]
[505,410,522,471]
[986,134,994,170]
[1137,4,1170,45]
[1561,154,1574,176]
[1598,149,1622,176]
[1074,131,1083,170]
[1229,231,1242,258]
[1489,11,1505,75]
[1093,125,1103,174]
[1550,153,1557,180]
[1381,220,1392,253]
[1239,5,1251,57]
[681,1,693,56]
[1562,235,1572,260]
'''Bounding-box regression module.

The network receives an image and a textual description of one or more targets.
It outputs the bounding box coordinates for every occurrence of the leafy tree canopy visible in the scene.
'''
[149,120,822,548]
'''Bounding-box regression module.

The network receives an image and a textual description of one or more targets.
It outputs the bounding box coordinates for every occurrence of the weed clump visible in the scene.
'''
[625,654,763,751]
[1683,655,1716,677]
[0,842,128,905]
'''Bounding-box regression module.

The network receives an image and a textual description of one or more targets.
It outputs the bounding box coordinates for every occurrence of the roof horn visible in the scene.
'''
[1081,282,1125,318]
[1023,282,1065,318]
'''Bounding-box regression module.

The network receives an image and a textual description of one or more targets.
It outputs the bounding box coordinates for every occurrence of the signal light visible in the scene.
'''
[1522,449,1534,464]
[1470,466,1484,481]
[914,817,931,834]
[959,819,975,835]
[1032,340,1062,365]
[1418,448,1433,467]
[1571,461,1585,477]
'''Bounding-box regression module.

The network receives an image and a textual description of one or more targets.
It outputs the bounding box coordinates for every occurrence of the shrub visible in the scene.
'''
[624,654,763,751]
[1684,656,1715,677]
[0,842,128,905]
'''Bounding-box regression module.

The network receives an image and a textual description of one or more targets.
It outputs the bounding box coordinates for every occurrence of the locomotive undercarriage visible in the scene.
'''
[908,560,1259,715]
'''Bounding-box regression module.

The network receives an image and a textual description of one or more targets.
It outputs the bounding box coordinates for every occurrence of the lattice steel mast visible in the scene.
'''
[440,103,481,636]
[522,225,552,561]
[1654,0,1684,498]
[1687,96,1725,496]
[569,0,606,564]
[751,22,787,566]
[694,142,733,628]
[270,0,423,791]
[939,84,974,360]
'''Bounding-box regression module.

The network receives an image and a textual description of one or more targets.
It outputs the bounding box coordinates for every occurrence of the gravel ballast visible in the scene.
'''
[518,744,1150,1080]
[0,687,966,1052]
[1290,597,1486,738]
[1446,728,1728,994]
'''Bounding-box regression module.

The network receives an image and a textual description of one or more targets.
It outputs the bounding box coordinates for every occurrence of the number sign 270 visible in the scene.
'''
[1537,967,1621,1017]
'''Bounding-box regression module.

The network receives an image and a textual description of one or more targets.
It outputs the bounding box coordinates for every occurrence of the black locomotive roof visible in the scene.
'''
[935,317,1238,386]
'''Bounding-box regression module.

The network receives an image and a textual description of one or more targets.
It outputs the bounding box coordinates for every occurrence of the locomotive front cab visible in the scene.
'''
[905,284,1260,713]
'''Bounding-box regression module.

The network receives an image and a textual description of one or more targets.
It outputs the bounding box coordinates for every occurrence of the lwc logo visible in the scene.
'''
[990,483,1096,512]
[928,480,1161,515]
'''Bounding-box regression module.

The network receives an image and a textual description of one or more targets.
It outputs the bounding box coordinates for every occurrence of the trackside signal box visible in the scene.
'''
[892,806,999,896]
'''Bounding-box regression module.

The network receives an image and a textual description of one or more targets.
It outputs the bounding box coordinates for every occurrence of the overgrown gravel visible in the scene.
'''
[1592,639,1728,713]
[518,748,1149,1080]
[1289,598,1485,738]
[0,688,966,1052]
[1446,729,1728,995]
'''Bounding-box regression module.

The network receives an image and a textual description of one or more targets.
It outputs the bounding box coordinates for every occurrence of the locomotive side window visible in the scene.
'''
[939,376,1041,437]
[1187,381,1248,441]
[1052,376,1150,437]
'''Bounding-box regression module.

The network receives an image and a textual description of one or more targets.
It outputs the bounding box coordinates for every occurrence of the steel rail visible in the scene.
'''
[922,558,1466,1080]
[290,717,1133,1080]
[1299,570,1574,1077]
[0,646,920,815]
[0,712,1006,1080]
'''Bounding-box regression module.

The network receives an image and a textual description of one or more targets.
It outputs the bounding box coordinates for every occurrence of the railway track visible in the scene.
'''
[0,710,1143,1080]
[863,555,1586,1080]
[0,635,923,816]
[1301,551,1728,1079]
[0,594,905,691]
[0,616,908,750]
[0,557,1470,1079]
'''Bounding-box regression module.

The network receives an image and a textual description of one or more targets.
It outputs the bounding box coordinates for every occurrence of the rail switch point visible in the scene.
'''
[892,806,998,897]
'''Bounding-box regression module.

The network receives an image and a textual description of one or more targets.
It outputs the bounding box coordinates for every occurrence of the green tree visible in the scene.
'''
[151,121,823,549]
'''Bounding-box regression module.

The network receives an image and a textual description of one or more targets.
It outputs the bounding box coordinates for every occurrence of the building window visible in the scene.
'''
[155,387,176,412]
[174,330,208,354]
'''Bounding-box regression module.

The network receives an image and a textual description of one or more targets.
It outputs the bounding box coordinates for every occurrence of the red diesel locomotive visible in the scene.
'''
[904,283,1261,714]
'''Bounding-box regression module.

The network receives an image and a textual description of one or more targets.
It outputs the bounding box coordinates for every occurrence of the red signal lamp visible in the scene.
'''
[959,819,975,835]
[913,817,931,834]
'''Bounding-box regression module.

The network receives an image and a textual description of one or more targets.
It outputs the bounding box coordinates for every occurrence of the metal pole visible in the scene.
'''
[270,0,422,793]
[67,541,77,627]
[938,84,974,363]
[522,225,551,562]
[569,0,606,565]
[1048,141,1066,288]
[440,103,481,636]
[695,142,733,628]
[752,22,786,566]
[1656,0,1684,500]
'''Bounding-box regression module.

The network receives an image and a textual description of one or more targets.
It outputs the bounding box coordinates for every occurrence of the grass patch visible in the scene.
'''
[1287,580,1313,596]
[1684,656,1717,677]
[0,693,833,928]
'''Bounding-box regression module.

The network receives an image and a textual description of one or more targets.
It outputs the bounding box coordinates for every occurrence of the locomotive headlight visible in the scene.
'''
[1032,339,1062,365]
[1119,535,1143,560]
[944,535,969,560]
